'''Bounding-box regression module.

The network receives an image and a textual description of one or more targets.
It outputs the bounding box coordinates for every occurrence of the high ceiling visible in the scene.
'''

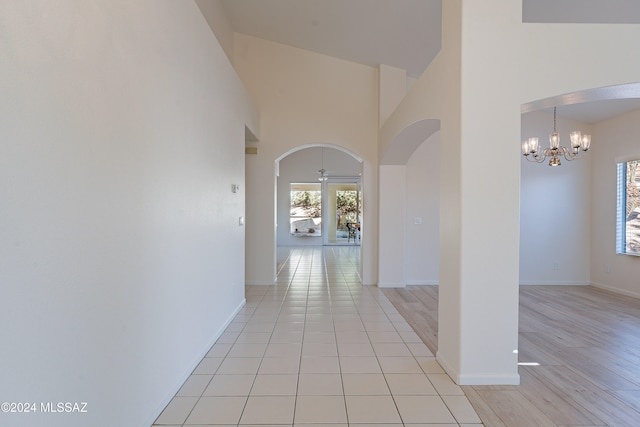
[220,0,441,79]
[523,0,640,23]
[218,0,640,123]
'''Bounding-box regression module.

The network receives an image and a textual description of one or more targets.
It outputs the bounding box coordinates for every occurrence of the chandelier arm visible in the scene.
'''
[560,146,579,162]
[524,153,546,163]
[521,106,591,167]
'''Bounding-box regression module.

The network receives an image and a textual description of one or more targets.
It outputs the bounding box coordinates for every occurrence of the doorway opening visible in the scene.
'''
[276,145,362,248]
[324,178,361,245]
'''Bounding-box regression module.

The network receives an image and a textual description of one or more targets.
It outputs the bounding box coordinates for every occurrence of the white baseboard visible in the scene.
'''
[436,351,520,385]
[590,281,640,299]
[145,298,246,427]
[245,280,276,286]
[406,280,439,286]
[457,372,521,385]
[377,280,439,288]
[377,282,406,288]
[435,351,458,383]
[519,280,589,286]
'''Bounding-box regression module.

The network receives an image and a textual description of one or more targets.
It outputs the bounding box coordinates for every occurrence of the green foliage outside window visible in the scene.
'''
[291,190,321,218]
[336,190,360,228]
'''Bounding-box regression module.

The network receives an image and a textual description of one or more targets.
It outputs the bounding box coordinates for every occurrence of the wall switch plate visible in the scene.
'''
[414,217,422,225]
[231,184,240,193]
[239,216,244,226]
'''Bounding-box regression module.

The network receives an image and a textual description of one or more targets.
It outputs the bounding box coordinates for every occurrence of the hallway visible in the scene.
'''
[153,246,481,426]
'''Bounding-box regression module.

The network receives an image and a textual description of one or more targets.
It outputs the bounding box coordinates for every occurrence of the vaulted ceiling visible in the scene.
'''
[217,0,640,122]
[220,0,441,79]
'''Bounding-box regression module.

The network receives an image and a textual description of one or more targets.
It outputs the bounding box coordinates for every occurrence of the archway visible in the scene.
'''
[275,143,365,274]
[378,119,441,288]
[521,82,640,114]
[520,82,640,287]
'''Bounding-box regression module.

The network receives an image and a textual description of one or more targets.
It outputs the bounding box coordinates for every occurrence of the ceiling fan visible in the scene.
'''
[317,168,329,181]
[318,147,329,181]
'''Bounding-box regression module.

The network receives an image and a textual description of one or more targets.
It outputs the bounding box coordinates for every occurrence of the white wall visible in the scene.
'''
[378,165,407,287]
[591,109,640,298]
[380,0,640,385]
[405,132,441,285]
[379,64,407,127]
[520,111,592,285]
[277,147,361,246]
[235,33,379,285]
[0,1,255,426]
[195,0,235,64]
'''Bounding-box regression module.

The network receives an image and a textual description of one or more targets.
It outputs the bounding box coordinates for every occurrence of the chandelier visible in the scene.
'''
[522,107,591,166]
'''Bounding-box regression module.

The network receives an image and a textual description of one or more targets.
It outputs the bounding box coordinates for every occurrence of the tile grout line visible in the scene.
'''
[156,246,479,426]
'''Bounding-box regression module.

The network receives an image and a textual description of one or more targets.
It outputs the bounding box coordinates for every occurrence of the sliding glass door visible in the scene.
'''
[324,178,361,245]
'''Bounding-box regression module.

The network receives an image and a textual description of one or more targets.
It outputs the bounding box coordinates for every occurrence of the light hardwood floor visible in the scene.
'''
[382,285,640,427]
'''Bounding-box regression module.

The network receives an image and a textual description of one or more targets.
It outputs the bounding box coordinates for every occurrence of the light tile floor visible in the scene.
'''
[153,246,482,426]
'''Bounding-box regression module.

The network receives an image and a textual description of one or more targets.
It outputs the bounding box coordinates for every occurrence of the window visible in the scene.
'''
[616,160,640,255]
[290,183,322,235]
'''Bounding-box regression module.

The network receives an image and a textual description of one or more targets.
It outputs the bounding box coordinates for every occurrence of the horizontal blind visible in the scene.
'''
[616,162,626,254]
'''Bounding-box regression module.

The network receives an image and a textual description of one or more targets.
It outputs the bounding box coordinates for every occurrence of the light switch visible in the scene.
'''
[239,216,245,226]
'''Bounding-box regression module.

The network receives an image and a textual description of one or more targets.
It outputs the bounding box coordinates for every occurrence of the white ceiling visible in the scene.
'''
[219,0,640,123]
[523,0,640,24]
[220,0,441,79]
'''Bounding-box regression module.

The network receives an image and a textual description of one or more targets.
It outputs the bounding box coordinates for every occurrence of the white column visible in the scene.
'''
[436,0,519,385]
[378,165,407,287]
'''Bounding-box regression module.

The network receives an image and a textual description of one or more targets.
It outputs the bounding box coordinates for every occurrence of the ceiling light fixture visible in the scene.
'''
[522,107,591,166]
[318,148,328,181]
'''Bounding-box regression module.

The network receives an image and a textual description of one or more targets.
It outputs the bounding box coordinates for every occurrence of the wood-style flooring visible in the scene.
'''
[382,285,640,427]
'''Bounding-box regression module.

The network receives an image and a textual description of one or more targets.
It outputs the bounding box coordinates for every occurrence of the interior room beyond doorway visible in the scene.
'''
[277,146,362,247]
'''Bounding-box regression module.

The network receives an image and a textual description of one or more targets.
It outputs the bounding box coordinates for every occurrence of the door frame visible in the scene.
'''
[322,176,361,246]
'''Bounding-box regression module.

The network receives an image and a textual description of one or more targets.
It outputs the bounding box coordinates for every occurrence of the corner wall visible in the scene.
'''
[591,109,640,298]
[405,133,441,285]
[195,0,235,64]
[0,1,255,426]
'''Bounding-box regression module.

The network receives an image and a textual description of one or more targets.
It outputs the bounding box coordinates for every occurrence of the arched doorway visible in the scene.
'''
[377,119,441,288]
[520,82,640,287]
[274,143,365,267]
[277,146,362,247]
